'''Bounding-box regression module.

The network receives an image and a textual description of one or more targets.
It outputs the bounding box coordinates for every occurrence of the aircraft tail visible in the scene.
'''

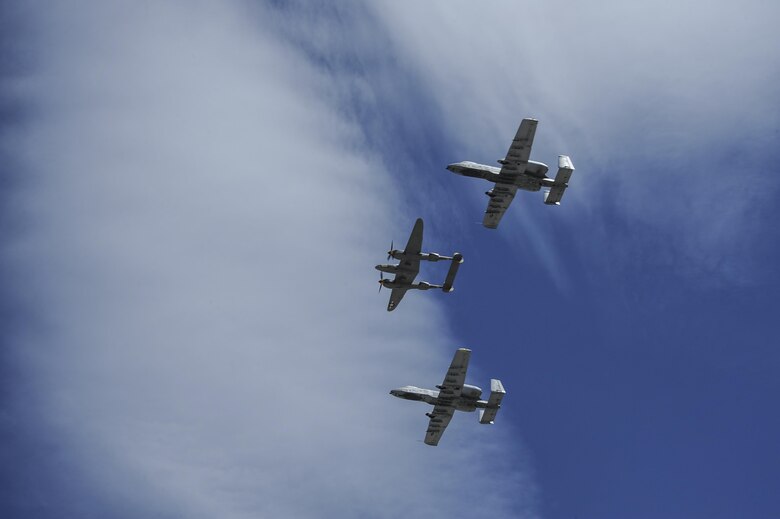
[479,379,506,424]
[442,253,464,292]
[543,155,575,205]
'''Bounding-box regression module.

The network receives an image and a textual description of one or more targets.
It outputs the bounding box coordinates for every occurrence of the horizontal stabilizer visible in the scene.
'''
[544,155,575,205]
[479,379,506,424]
[442,253,464,292]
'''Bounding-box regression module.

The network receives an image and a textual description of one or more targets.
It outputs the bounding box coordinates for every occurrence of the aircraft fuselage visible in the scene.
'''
[378,279,439,291]
[386,251,451,262]
[389,385,490,412]
[447,160,555,192]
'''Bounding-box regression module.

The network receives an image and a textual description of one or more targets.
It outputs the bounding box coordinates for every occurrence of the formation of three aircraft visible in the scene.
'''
[381,118,575,446]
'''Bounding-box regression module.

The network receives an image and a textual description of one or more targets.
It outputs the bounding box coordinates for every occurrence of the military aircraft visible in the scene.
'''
[375,218,463,312]
[390,348,506,446]
[447,118,575,229]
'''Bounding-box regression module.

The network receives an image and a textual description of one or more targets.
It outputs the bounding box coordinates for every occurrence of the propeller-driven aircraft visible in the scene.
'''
[390,348,506,446]
[447,118,575,229]
[375,218,463,311]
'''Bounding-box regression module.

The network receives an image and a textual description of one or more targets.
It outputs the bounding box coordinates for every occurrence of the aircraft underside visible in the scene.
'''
[456,163,549,192]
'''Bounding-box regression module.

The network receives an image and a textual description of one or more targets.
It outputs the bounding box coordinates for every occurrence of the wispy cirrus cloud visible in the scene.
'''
[1,2,535,518]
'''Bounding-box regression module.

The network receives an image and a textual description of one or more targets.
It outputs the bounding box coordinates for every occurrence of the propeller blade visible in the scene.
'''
[378,271,384,293]
[387,240,394,260]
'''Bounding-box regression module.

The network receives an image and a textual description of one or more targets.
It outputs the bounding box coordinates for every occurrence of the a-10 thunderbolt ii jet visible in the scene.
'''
[375,218,463,311]
[447,118,575,229]
[390,348,506,446]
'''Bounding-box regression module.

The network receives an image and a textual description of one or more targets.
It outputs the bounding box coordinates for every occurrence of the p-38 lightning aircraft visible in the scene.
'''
[447,118,575,229]
[375,218,463,312]
[390,348,506,446]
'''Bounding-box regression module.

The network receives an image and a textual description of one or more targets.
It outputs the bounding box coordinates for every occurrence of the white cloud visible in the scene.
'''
[3,2,535,518]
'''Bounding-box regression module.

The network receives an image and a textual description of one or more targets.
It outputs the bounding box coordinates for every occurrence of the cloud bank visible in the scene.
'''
[2,2,535,518]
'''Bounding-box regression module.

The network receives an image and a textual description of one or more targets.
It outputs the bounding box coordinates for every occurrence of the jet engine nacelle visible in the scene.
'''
[460,384,482,399]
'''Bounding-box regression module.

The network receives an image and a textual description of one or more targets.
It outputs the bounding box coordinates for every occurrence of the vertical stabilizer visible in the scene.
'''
[442,253,464,292]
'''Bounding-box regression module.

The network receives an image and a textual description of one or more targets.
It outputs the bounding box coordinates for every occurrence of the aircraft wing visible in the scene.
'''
[424,348,471,445]
[389,218,424,272]
[438,348,470,399]
[392,218,422,287]
[403,218,424,256]
[498,118,538,176]
[385,265,417,311]
[387,287,407,312]
[483,184,518,229]
[424,405,455,446]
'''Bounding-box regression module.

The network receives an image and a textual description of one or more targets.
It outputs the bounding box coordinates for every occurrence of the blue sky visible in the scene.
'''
[2,1,780,518]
